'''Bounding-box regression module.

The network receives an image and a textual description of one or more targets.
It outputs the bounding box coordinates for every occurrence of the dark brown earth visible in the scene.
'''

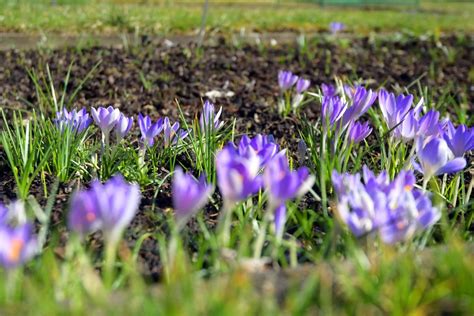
[0,34,473,280]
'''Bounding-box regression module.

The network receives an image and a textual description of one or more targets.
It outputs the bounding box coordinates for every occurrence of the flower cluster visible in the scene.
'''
[378,89,444,143]
[57,106,192,151]
[138,114,188,148]
[68,174,141,244]
[413,136,467,179]
[376,89,469,178]
[332,167,440,243]
[277,70,311,115]
[54,108,92,134]
[216,134,314,237]
[0,202,38,269]
[321,83,376,144]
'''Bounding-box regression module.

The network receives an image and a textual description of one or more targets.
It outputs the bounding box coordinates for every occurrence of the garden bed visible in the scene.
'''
[0,33,473,313]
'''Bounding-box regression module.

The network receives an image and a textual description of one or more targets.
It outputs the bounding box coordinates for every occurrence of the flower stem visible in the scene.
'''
[451,175,461,208]
[422,178,429,192]
[218,200,234,247]
[465,177,473,207]
[103,240,118,289]
[320,131,328,217]
[138,146,147,170]
[5,268,20,302]
[253,213,270,259]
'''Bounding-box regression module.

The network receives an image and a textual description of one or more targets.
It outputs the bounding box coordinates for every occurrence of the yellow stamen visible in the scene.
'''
[8,238,24,262]
[396,220,407,230]
[86,211,96,222]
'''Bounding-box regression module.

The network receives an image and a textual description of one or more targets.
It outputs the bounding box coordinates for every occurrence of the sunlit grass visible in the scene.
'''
[0,1,472,34]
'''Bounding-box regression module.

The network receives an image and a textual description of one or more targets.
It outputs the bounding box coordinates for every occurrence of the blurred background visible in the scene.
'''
[0,0,472,40]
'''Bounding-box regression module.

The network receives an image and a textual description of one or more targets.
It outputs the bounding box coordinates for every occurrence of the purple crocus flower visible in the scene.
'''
[321,96,347,130]
[378,89,435,142]
[114,113,133,140]
[348,121,372,144]
[263,151,315,207]
[321,83,337,97]
[172,167,214,227]
[200,100,224,132]
[216,145,262,204]
[138,113,163,146]
[332,167,440,243]
[417,110,443,138]
[238,134,280,167]
[341,86,377,128]
[68,189,102,236]
[329,21,345,34]
[162,117,188,147]
[295,78,310,94]
[91,106,121,136]
[278,70,299,91]
[291,78,311,110]
[392,109,418,142]
[68,174,141,243]
[362,165,389,188]
[443,121,474,157]
[378,189,439,244]
[413,137,467,179]
[343,85,358,100]
[263,151,314,240]
[0,223,38,269]
[378,89,414,131]
[54,108,92,133]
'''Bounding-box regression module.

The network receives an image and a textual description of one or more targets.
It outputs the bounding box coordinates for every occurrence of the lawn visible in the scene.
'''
[0,0,473,34]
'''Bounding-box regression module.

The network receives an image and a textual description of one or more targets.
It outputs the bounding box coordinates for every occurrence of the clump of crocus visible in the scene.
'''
[340,86,377,129]
[348,121,373,144]
[216,144,262,205]
[91,106,121,147]
[162,117,188,148]
[319,83,376,135]
[68,174,141,243]
[172,167,214,228]
[443,121,474,157]
[0,202,38,269]
[216,143,263,245]
[378,89,444,143]
[238,134,280,168]
[378,89,414,134]
[277,70,310,116]
[329,21,345,34]
[114,113,133,142]
[321,95,347,131]
[54,108,92,133]
[263,151,315,239]
[68,174,140,285]
[332,166,440,244]
[138,113,164,147]
[199,100,224,132]
[412,136,466,182]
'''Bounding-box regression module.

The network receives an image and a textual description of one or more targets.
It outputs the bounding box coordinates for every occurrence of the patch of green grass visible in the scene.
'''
[0,1,472,35]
